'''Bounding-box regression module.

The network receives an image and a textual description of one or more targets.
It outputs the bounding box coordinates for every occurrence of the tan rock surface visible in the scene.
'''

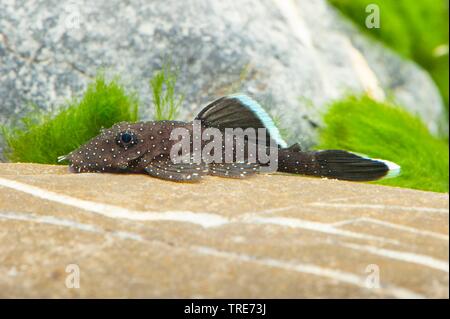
[0,163,448,298]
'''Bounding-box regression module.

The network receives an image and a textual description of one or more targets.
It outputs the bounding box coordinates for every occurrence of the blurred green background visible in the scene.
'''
[319,0,449,193]
[329,0,449,111]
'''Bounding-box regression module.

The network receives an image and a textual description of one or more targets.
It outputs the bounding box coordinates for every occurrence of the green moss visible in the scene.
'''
[2,75,139,164]
[329,0,449,110]
[317,95,449,193]
[150,62,184,121]
[1,63,185,164]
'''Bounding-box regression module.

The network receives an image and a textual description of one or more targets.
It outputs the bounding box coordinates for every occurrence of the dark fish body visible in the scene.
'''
[62,95,400,182]
[67,120,193,173]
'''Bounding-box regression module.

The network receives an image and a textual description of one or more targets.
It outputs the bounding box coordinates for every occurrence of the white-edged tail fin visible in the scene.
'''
[279,148,400,182]
[349,151,401,179]
[373,158,401,178]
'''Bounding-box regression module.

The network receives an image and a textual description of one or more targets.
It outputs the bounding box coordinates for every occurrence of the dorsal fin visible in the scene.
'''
[195,94,287,148]
[286,143,302,152]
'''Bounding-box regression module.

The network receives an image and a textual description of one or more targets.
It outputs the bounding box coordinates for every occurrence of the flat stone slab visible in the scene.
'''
[0,163,448,298]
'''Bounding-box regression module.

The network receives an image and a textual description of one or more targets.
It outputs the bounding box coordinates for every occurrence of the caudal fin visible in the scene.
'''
[278,148,401,182]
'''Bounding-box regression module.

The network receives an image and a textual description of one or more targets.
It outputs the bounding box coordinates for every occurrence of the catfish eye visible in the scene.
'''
[116,131,137,147]
[121,132,132,143]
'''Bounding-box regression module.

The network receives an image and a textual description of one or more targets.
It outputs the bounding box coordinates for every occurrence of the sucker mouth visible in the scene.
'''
[126,151,148,168]
[68,165,79,173]
[67,150,149,173]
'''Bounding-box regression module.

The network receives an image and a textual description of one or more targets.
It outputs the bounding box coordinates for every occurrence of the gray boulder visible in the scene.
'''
[0,0,446,160]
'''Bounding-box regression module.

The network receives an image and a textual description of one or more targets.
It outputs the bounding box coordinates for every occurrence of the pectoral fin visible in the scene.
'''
[208,162,259,179]
[144,158,208,182]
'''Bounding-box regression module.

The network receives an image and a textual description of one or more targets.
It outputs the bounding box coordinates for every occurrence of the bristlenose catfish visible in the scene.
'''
[59,94,400,182]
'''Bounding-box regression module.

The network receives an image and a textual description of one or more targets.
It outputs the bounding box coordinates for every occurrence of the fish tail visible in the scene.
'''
[277,147,400,182]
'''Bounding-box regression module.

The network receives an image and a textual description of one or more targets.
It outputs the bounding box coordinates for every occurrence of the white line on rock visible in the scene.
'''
[191,245,425,299]
[309,202,449,214]
[0,211,100,232]
[0,177,396,243]
[240,215,398,244]
[332,217,449,241]
[0,210,425,298]
[1,176,449,274]
[242,205,299,215]
[0,177,229,228]
[341,243,449,273]
[0,211,145,242]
